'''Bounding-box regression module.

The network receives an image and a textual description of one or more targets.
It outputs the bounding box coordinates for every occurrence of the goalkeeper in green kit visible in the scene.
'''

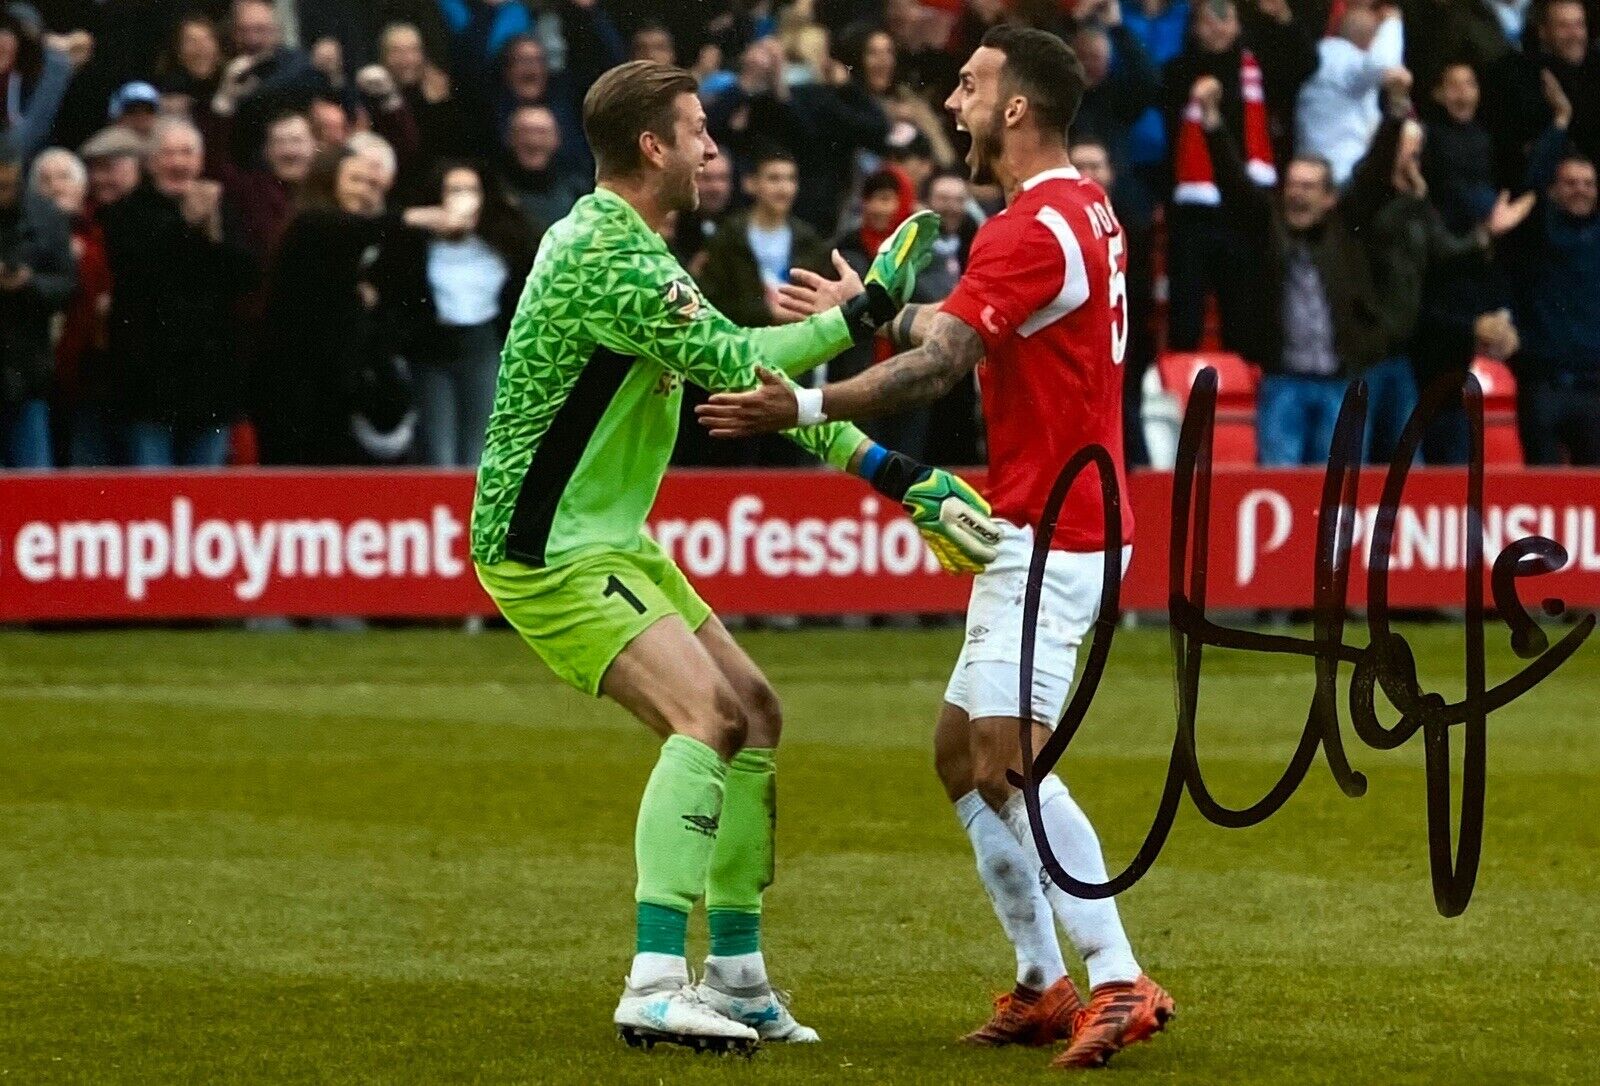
[471,60,1001,1053]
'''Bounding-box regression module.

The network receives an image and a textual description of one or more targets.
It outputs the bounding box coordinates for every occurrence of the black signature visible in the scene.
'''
[1008,368,1594,917]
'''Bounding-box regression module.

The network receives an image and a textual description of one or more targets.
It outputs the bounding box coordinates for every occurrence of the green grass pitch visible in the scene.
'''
[1,624,1596,1083]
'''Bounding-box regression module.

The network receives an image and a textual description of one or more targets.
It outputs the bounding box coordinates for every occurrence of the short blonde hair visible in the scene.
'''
[582,60,698,179]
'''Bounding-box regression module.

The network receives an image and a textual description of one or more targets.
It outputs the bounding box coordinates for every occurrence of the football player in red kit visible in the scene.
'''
[696,24,1174,1071]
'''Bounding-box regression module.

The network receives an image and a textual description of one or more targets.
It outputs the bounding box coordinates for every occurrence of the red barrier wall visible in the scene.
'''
[2,468,1598,620]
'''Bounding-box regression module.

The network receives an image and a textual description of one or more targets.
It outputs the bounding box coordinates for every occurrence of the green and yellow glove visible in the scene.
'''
[840,210,942,343]
[903,468,1001,575]
[866,209,940,307]
[862,446,1001,575]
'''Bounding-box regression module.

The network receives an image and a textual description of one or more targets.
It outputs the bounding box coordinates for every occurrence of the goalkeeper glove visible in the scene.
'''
[866,448,1001,575]
[840,210,941,344]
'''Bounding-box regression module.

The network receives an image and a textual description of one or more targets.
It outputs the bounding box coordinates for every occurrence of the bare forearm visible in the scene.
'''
[887,302,943,351]
[823,313,980,420]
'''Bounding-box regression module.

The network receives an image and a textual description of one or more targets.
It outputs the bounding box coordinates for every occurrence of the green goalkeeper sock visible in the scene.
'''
[706,747,776,955]
[634,734,727,955]
[708,909,760,957]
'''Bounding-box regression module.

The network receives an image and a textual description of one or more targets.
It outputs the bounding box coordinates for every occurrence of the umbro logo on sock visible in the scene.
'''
[682,813,720,837]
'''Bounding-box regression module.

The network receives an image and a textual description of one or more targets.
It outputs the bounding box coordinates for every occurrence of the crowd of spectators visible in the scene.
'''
[0,0,1595,472]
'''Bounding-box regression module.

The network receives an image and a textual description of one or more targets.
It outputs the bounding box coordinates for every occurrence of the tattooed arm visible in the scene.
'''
[695,312,982,436]
[885,302,944,352]
[823,312,981,420]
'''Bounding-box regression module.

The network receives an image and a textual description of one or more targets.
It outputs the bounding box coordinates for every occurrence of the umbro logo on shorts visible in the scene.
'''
[969,625,990,642]
[682,813,720,838]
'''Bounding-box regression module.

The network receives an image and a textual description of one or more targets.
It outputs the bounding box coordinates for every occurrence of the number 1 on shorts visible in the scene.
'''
[604,575,648,615]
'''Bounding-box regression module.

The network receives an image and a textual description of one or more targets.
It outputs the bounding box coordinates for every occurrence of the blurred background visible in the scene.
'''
[1,0,1598,621]
[2,8,1599,1081]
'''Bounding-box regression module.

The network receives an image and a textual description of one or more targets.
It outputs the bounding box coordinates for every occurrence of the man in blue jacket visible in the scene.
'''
[1515,73,1600,466]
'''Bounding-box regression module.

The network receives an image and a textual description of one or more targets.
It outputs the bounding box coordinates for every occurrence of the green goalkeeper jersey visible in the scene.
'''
[471,187,871,568]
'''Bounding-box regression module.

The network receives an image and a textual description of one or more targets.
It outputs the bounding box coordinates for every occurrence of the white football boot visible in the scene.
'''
[695,980,821,1043]
[614,977,760,1054]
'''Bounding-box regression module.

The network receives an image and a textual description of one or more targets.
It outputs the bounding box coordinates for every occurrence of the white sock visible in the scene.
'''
[703,951,769,993]
[628,951,689,991]
[955,790,1067,991]
[1002,777,1140,990]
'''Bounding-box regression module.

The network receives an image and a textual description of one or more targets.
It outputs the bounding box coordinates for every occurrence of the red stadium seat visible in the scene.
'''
[228,421,259,467]
[1470,357,1524,466]
[1157,351,1262,465]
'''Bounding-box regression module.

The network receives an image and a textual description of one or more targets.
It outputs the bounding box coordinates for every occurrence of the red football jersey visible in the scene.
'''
[941,166,1134,552]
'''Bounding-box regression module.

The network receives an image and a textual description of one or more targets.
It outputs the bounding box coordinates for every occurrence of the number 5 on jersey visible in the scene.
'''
[1107,232,1127,366]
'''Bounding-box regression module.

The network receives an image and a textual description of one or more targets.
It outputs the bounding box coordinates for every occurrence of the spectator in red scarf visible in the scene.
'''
[1163,0,1318,359]
[845,163,917,263]
[831,165,931,459]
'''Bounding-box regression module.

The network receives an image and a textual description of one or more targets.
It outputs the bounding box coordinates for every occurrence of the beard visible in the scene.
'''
[666,160,699,215]
[966,105,1006,187]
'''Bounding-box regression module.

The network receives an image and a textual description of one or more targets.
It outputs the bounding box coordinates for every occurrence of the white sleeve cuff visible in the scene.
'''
[794,386,828,426]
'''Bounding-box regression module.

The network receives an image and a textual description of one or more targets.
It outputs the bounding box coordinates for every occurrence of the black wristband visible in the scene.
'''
[890,305,919,352]
[840,282,899,344]
[866,449,930,503]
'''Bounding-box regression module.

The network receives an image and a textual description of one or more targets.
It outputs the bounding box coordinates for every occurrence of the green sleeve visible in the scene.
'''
[753,312,872,467]
[748,309,853,379]
[593,253,869,469]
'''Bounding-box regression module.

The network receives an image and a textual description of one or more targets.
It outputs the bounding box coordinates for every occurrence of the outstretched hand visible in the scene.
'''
[697,367,801,437]
[1485,190,1537,237]
[775,250,865,320]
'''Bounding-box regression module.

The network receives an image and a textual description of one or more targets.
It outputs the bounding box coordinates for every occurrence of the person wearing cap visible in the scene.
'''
[109,81,162,139]
[78,126,144,210]
[0,132,77,468]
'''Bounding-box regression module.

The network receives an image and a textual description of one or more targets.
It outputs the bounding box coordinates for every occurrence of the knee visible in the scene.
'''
[970,739,1017,811]
[736,676,783,748]
[709,683,750,756]
[677,681,748,759]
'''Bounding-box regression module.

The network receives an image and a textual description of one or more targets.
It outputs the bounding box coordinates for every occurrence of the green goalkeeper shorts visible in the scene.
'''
[475,536,712,696]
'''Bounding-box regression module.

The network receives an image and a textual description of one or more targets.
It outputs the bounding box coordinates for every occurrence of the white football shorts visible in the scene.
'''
[943,520,1131,727]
